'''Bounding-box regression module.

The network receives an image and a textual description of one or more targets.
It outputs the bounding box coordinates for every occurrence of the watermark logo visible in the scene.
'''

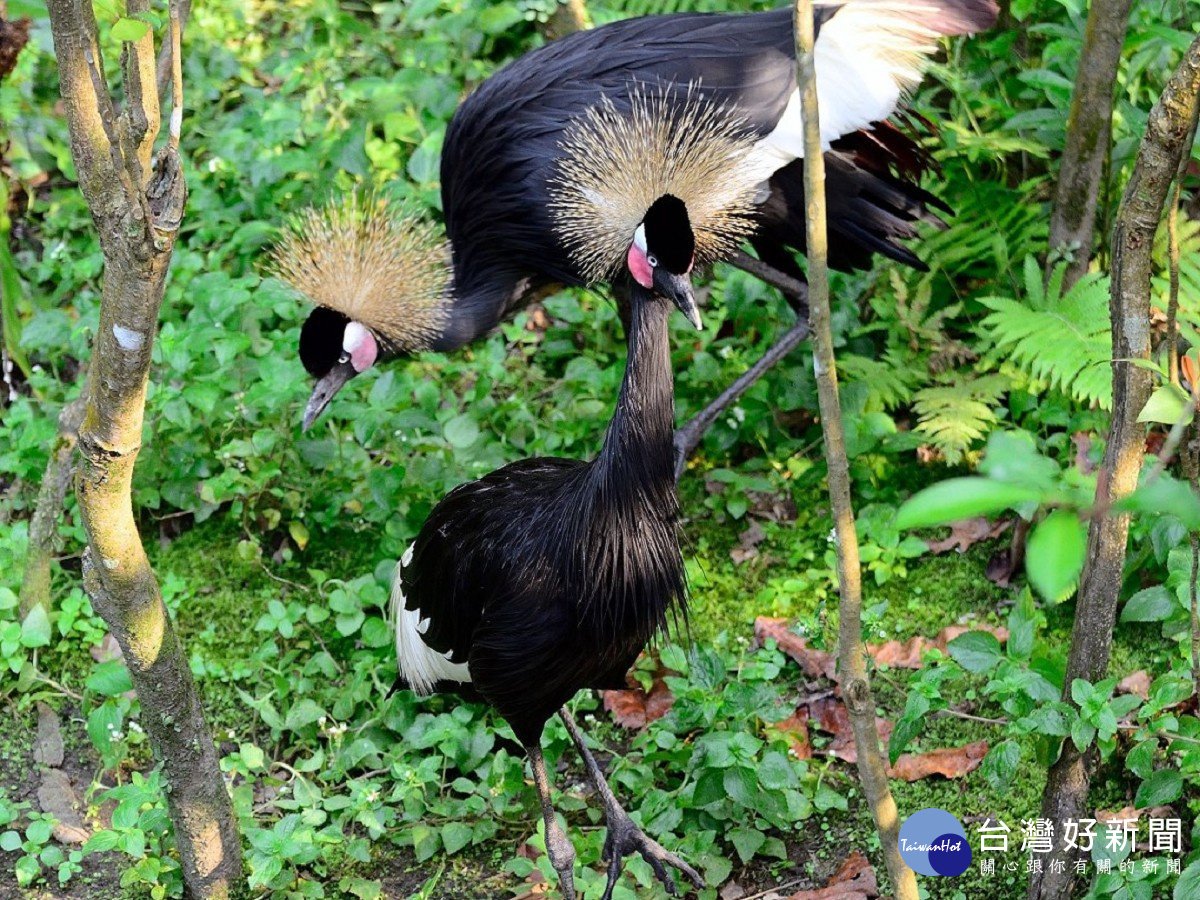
[898,808,971,876]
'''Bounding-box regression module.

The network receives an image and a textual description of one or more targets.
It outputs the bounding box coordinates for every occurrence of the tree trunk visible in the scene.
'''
[45,2,243,896]
[1047,0,1133,287]
[794,3,918,897]
[1028,32,1200,900]
[540,0,591,41]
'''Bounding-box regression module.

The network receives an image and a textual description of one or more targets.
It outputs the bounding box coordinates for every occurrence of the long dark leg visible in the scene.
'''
[528,741,577,900]
[673,250,811,480]
[674,316,810,481]
[558,708,703,900]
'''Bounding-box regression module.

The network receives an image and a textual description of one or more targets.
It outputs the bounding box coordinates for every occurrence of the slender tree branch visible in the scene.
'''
[1047,0,1133,286]
[154,0,189,99]
[728,249,809,302]
[45,1,243,895]
[793,3,916,898]
[1029,32,1200,900]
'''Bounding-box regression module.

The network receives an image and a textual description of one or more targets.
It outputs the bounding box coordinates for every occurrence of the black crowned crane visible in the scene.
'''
[294,0,999,437]
[272,92,771,900]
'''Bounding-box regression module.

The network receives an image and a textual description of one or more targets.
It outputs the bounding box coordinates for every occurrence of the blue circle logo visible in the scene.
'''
[898,808,971,876]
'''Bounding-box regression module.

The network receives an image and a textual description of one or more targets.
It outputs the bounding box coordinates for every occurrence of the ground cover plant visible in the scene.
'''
[2,0,1200,898]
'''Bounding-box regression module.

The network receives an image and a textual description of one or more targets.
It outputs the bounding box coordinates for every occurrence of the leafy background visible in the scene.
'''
[2,0,1200,898]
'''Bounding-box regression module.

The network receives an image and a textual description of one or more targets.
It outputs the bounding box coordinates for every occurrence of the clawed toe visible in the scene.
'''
[597,809,704,900]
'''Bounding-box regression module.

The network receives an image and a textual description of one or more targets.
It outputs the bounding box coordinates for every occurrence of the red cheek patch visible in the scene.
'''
[627,243,654,289]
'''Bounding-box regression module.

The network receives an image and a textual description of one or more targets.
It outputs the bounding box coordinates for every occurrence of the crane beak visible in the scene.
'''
[302,359,357,431]
[653,269,702,331]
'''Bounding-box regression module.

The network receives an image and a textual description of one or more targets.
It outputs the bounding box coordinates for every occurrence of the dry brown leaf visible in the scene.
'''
[37,770,88,845]
[754,618,836,680]
[90,633,123,664]
[807,697,892,764]
[925,517,1011,555]
[748,490,798,523]
[1117,670,1151,701]
[786,851,879,900]
[603,672,674,729]
[1072,432,1098,474]
[890,740,988,781]
[868,624,1009,669]
[1095,804,1175,824]
[731,520,767,565]
[720,882,748,900]
[768,707,813,760]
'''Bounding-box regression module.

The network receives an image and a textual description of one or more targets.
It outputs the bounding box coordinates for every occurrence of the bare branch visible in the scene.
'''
[120,0,160,184]
[46,0,126,218]
[167,0,182,152]
[155,0,189,98]
[794,2,916,898]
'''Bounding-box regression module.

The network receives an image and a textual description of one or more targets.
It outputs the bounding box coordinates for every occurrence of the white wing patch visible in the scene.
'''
[761,1,949,163]
[389,543,471,696]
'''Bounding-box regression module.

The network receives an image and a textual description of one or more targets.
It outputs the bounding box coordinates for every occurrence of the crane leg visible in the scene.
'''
[673,251,810,481]
[528,742,577,900]
[558,708,703,900]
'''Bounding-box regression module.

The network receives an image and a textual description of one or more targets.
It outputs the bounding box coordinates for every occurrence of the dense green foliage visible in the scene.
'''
[3,0,1200,897]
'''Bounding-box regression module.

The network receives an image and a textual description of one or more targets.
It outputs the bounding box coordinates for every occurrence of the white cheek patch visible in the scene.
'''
[633,223,648,254]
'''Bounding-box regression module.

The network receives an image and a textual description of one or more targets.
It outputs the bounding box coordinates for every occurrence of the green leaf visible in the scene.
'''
[0,830,21,852]
[1120,586,1178,622]
[20,605,51,648]
[1006,590,1037,660]
[111,17,150,42]
[1125,740,1155,780]
[723,767,758,808]
[1071,717,1096,753]
[1136,382,1190,425]
[728,827,765,864]
[981,740,1020,792]
[86,660,132,697]
[1025,510,1086,602]
[947,631,1003,673]
[756,752,798,790]
[1116,474,1200,529]
[895,478,1040,530]
[440,822,472,855]
[443,414,480,449]
[1176,860,1200,900]
[691,769,725,807]
[284,699,325,733]
[1134,769,1182,808]
[288,520,309,551]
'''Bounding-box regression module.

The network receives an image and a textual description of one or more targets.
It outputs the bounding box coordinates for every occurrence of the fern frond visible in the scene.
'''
[912,374,1009,464]
[979,260,1112,410]
[838,349,924,409]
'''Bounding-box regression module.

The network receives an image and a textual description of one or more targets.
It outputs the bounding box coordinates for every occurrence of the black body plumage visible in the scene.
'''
[394,286,685,747]
[439,2,998,350]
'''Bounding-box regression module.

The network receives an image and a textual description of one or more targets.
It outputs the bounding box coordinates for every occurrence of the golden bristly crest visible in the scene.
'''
[548,84,766,284]
[268,193,452,352]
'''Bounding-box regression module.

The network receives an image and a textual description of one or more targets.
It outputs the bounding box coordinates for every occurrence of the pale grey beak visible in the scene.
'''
[303,359,357,431]
[653,268,702,331]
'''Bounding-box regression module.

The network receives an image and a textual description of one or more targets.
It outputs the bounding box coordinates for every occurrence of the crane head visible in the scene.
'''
[269,194,451,430]
[627,194,701,330]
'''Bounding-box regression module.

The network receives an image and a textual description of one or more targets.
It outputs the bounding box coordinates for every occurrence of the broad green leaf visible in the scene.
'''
[1120,586,1178,622]
[1134,769,1182,808]
[981,740,1020,792]
[288,520,309,551]
[1136,382,1190,425]
[895,478,1040,530]
[947,631,1003,673]
[728,827,765,864]
[1176,860,1200,900]
[111,17,150,42]
[20,605,51,648]
[443,414,480,449]
[440,822,472,855]
[1125,740,1155,780]
[1025,510,1086,602]
[0,830,21,852]
[86,660,133,696]
[1116,474,1200,529]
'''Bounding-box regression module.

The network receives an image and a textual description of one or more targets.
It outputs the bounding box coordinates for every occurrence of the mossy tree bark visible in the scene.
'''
[1047,0,1132,287]
[45,1,243,897]
[540,0,591,41]
[793,3,917,897]
[1028,32,1200,900]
